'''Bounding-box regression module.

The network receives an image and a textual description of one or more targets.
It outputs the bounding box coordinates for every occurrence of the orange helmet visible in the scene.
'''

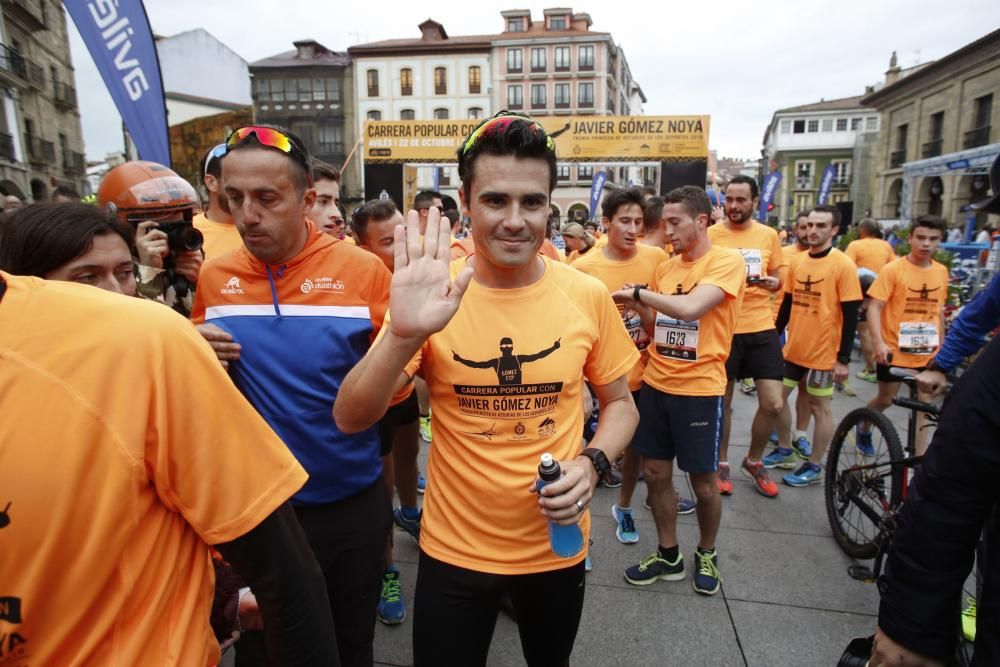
[97,161,199,225]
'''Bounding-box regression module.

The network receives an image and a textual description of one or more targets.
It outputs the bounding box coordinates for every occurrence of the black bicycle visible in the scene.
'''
[825,367,938,559]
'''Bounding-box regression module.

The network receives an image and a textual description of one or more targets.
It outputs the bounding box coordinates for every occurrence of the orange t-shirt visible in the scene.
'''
[708,221,785,334]
[642,246,745,396]
[572,244,668,391]
[867,257,949,368]
[845,237,896,273]
[194,212,244,260]
[0,274,307,666]
[782,249,863,369]
[774,244,806,322]
[397,258,637,574]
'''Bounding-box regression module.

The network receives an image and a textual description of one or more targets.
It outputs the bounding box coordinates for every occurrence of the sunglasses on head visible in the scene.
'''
[225,126,313,183]
[203,143,227,177]
[460,111,556,157]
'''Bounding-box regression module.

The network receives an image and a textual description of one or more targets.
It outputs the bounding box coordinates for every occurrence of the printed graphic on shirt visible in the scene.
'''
[739,248,763,279]
[619,294,649,350]
[792,273,825,313]
[452,337,563,420]
[300,277,346,294]
[221,276,245,294]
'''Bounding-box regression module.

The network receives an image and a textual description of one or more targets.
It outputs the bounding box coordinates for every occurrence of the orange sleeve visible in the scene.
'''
[366,259,392,342]
[583,287,640,386]
[190,273,208,324]
[837,257,864,302]
[146,309,307,545]
[845,242,859,265]
[703,250,745,298]
[867,263,894,303]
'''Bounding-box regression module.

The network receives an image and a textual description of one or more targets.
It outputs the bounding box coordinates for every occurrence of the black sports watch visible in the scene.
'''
[580,447,611,481]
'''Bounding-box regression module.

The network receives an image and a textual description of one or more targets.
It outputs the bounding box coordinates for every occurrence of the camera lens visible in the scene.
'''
[837,636,874,667]
[180,226,204,252]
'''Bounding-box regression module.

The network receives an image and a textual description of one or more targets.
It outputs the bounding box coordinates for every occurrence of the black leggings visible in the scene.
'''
[412,550,586,667]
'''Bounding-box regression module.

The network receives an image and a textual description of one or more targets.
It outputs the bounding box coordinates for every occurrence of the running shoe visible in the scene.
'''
[783,462,822,487]
[857,369,877,383]
[717,462,734,496]
[739,378,757,394]
[962,597,977,642]
[792,435,812,459]
[763,446,798,469]
[855,427,875,457]
[612,503,639,544]
[624,551,684,586]
[376,567,406,625]
[419,413,432,442]
[692,548,721,596]
[599,468,623,489]
[416,471,426,494]
[393,506,421,542]
[837,380,857,397]
[677,496,697,515]
[741,458,779,497]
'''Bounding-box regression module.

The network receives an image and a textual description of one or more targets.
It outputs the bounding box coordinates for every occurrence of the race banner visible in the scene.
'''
[364,115,710,163]
[817,165,837,205]
[65,0,171,165]
[589,170,607,219]
[758,171,781,221]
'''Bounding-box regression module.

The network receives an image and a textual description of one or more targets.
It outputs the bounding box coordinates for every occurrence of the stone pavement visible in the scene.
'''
[374,362,915,667]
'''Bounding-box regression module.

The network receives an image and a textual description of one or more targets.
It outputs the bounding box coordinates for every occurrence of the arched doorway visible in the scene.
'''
[885,178,902,218]
[0,179,25,199]
[30,178,47,203]
[549,203,562,224]
[567,202,589,223]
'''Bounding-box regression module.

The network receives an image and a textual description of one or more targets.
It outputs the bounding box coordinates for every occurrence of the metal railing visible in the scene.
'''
[0,44,26,80]
[0,132,14,162]
[890,149,906,168]
[963,126,991,150]
[63,148,84,172]
[23,134,53,163]
[54,81,76,108]
[921,138,942,159]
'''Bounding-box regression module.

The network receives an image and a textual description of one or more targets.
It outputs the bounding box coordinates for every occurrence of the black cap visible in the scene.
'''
[971,153,1000,215]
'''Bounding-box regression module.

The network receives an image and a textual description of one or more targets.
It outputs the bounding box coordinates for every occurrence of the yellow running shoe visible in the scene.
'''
[962,596,977,642]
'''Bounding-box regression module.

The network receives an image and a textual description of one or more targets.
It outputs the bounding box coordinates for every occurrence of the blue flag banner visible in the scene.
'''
[758,171,781,221]
[589,170,607,219]
[817,165,837,205]
[65,0,170,165]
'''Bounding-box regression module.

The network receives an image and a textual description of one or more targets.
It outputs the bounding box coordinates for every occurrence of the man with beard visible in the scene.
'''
[708,176,786,497]
[767,206,861,485]
[196,143,244,259]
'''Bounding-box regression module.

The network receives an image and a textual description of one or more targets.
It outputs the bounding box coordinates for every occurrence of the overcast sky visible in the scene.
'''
[69,0,999,162]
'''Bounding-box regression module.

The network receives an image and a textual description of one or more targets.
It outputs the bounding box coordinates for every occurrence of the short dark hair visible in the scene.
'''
[662,186,712,221]
[311,159,341,184]
[726,175,759,200]
[810,204,841,229]
[52,185,80,201]
[640,185,657,198]
[859,218,880,238]
[413,190,441,210]
[643,196,665,233]
[601,187,646,220]
[444,209,461,228]
[457,112,557,201]
[795,210,811,221]
[0,202,134,277]
[352,199,399,244]
[226,124,311,194]
[912,214,947,237]
[441,194,458,212]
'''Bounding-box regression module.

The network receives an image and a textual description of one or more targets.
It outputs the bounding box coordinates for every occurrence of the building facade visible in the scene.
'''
[761,95,880,226]
[250,39,360,202]
[157,28,251,127]
[863,31,1000,232]
[491,8,645,222]
[0,0,86,200]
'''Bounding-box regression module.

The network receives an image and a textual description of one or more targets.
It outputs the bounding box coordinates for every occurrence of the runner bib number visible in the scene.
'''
[898,321,939,355]
[738,248,763,280]
[623,308,650,350]
[654,313,699,362]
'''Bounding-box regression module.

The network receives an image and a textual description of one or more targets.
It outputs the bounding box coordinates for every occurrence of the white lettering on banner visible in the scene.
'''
[86,1,150,101]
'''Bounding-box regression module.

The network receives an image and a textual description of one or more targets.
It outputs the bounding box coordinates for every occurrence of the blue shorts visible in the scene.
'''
[632,384,723,474]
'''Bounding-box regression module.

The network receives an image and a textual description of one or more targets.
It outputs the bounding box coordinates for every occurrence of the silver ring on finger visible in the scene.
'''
[575,500,585,513]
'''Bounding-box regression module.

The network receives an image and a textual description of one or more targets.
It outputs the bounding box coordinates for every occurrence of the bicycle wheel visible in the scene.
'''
[825,407,905,559]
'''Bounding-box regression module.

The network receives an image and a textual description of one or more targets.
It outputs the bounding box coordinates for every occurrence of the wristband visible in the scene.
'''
[633,284,644,304]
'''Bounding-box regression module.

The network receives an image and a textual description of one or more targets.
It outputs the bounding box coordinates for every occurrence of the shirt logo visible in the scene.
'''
[221,276,245,294]
[301,277,345,294]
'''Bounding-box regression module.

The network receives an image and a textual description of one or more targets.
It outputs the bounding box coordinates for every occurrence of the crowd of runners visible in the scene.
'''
[1,112,997,666]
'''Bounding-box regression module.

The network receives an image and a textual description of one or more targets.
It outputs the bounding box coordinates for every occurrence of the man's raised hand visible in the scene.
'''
[389,206,473,341]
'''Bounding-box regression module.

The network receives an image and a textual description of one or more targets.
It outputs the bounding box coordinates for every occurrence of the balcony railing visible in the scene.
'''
[0,132,14,162]
[3,0,46,32]
[26,60,43,89]
[921,138,942,159]
[964,126,991,150]
[54,81,76,109]
[23,134,53,163]
[890,149,906,168]
[0,44,26,81]
[63,148,84,173]
[508,100,523,110]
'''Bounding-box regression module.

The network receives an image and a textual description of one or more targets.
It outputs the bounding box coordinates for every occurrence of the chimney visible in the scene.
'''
[885,51,901,86]
[419,19,448,41]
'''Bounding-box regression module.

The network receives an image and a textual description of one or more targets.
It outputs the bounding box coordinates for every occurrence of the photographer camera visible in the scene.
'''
[98,160,204,315]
